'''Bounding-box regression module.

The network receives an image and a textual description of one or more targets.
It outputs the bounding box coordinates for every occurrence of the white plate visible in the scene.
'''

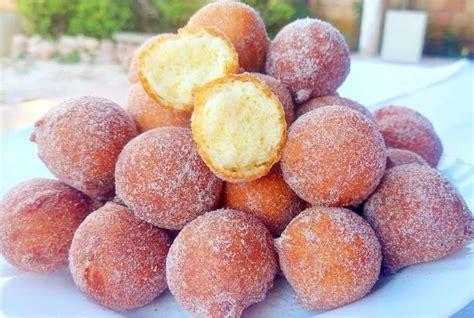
[1,128,473,317]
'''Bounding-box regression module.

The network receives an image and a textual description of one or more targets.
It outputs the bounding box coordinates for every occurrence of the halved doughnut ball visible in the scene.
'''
[128,33,174,84]
[386,148,428,169]
[192,73,286,182]
[251,73,295,126]
[0,179,94,273]
[31,96,137,199]
[276,207,382,310]
[297,95,374,122]
[187,1,269,72]
[115,127,222,230]
[374,105,443,167]
[281,106,386,207]
[266,18,350,103]
[127,83,190,132]
[223,166,303,236]
[139,27,238,112]
[363,164,473,273]
[69,203,171,310]
[166,209,277,317]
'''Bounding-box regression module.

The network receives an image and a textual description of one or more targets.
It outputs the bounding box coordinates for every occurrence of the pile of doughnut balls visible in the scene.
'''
[1,1,472,317]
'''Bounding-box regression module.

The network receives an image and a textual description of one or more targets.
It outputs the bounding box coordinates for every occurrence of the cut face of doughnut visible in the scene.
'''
[192,74,287,182]
[139,28,239,112]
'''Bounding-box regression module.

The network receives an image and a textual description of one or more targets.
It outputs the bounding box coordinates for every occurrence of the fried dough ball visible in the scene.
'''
[166,209,278,318]
[297,95,374,122]
[192,73,287,182]
[127,83,191,132]
[276,207,382,309]
[223,166,303,236]
[115,127,222,230]
[69,203,171,310]
[128,33,174,84]
[374,105,443,167]
[363,164,473,273]
[139,27,238,112]
[0,179,94,273]
[266,18,350,103]
[31,96,137,199]
[386,148,429,169]
[251,73,295,125]
[187,1,269,72]
[281,106,386,207]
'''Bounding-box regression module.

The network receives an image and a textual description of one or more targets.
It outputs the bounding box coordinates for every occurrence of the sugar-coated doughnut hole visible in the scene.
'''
[363,164,473,273]
[0,179,94,273]
[69,202,171,311]
[166,209,277,318]
[281,106,386,207]
[386,148,429,169]
[127,83,191,132]
[115,127,222,230]
[128,33,174,84]
[374,105,443,167]
[187,1,269,72]
[266,18,350,103]
[297,95,375,122]
[251,73,295,126]
[223,166,303,236]
[31,96,137,199]
[276,207,382,309]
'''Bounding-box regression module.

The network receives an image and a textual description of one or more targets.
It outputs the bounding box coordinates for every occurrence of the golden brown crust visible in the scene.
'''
[192,73,287,182]
[138,27,239,112]
[187,1,269,72]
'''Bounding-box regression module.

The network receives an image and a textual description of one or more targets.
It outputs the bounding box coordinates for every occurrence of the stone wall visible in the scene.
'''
[309,0,473,57]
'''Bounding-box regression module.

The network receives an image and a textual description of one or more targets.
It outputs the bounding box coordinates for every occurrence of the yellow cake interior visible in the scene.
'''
[193,76,286,180]
[140,29,238,111]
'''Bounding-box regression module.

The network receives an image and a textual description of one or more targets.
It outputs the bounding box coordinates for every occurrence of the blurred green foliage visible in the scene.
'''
[16,0,304,39]
[243,0,297,38]
[68,0,135,39]
[17,0,135,39]
[17,0,75,38]
[152,0,208,31]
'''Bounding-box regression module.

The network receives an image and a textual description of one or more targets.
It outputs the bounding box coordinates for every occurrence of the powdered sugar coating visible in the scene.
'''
[223,165,303,236]
[0,178,94,273]
[265,18,350,103]
[363,164,473,274]
[297,95,375,122]
[128,34,174,84]
[251,73,295,125]
[281,106,386,207]
[115,127,222,230]
[374,105,443,167]
[127,83,191,132]
[275,207,382,309]
[166,209,277,318]
[187,1,269,72]
[31,96,137,199]
[386,147,429,169]
[69,202,171,311]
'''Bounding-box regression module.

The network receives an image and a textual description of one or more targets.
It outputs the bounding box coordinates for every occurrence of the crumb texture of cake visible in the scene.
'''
[139,28,238,112]
[192,74,286,182]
